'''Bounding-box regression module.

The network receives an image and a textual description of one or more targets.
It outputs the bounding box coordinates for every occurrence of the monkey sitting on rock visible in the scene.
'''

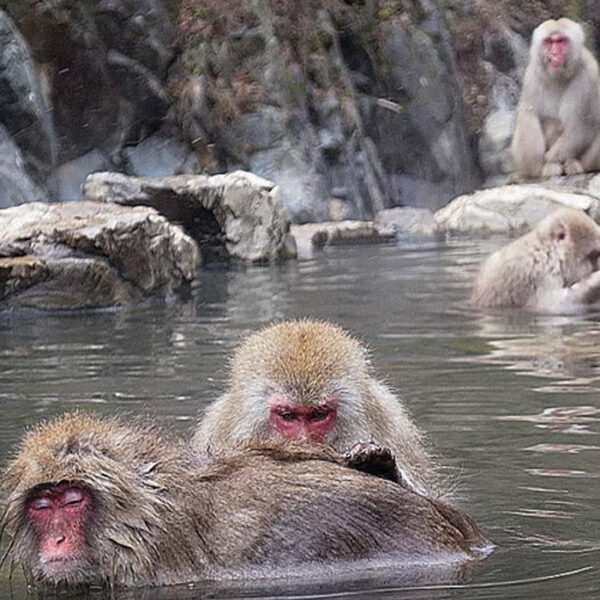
[471,208,600,314]
[0,412,490,589]
[511,18,600,179]
[193,319,441,497]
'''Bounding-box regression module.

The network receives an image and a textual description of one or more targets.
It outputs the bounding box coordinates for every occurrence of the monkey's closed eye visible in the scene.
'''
[309,410,330,422]
[30,499,52,511]
[279,412,297,421]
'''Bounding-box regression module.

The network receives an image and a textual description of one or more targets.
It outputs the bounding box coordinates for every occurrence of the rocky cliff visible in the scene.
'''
[0,0,594,221]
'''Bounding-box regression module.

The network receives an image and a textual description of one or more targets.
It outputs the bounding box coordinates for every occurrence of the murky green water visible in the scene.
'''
[1,238,600,599]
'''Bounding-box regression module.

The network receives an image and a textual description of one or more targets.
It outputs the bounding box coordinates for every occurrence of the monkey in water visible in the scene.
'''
[511,18,600,179]
[193,319,440,497]
[471,208,600,313]
[0,412,489,589]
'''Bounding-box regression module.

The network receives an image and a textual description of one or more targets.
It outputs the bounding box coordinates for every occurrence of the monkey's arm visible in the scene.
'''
[570,270,600,304]
[343,442,406,486]
[546,68,600,162]
[536,270,600,313]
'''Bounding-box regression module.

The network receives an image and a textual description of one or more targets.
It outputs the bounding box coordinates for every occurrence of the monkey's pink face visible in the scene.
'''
[543,33,569,70]
[27,482,93,579]
[268,397,338,443]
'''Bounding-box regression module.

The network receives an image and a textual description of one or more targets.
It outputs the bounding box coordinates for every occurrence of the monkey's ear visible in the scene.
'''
[551,220,568,241]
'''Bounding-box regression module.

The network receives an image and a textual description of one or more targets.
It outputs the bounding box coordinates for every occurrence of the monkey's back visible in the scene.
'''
[198,447,490,578]
[2,414,489,587]
[470,231,547,308]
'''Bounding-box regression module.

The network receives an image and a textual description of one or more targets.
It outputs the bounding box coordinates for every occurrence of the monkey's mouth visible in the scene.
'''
[40,555,88,579]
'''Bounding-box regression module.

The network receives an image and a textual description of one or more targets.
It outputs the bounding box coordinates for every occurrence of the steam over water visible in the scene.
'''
[1,238,600,599]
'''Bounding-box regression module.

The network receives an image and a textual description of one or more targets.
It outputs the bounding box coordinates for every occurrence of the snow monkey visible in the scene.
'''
[193,319,440,497]
[511,18,600,179]
[471,208,600,313]
[0,413,489,589]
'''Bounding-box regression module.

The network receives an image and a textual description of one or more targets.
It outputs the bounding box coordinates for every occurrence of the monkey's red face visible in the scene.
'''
[27,482,93,578]
[543,33,569,70]
[268,398,338,443]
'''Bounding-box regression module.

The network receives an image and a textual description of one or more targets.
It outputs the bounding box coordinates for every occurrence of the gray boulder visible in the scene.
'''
[0,201,199,309]
[83,170,296,262]
[435,178,600,235]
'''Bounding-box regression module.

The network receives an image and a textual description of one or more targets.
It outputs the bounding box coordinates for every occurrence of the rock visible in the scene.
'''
[51,150,112,202]
[2,0,175,163]
[83,170,295,262]
[478,108,515,179]
[175,2,480,220]
[222,103,334,223]
[291,220,396,260]
[0,9,55,185]
[376,207,440,237]
[329,197,354,222]
[435,179,600,235]
[93,0,175,78]
[365,14,479,210]
[106,49,171,135]
[0,202,199,309]
[0,123,48,207]
[122,134,196,177]
[476,25,528,183]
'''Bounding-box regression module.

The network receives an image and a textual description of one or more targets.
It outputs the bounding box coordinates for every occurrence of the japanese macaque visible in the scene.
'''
[471,208,600,313]
[193,320,439,497]
[0,413,490,589]
[511,18,600,179]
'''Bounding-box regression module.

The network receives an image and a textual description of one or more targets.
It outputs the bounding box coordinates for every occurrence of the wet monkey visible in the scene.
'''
[193,320,440,496]
[511,18,600,179]
[0,413,489,588]
[471,208,600,313]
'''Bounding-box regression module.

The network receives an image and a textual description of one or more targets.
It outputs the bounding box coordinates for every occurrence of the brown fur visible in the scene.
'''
[471,208,600,313]
[193,319,439,497]
[1,413,490,589]
[511,18,600,179]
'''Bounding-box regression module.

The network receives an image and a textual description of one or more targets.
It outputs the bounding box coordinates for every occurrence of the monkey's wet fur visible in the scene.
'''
[0,412,491,589]
[194,319,440,497]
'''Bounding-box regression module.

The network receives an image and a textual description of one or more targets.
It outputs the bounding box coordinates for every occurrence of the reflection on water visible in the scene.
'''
[1,238,600,598]
[470,313,600,392]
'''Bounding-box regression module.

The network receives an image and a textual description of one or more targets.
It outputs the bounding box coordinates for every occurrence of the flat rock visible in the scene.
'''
[376,207,440,237]
[435,180,600,235]
[83,170,296,263]
[291,220,396,259]
[0,202,199,309]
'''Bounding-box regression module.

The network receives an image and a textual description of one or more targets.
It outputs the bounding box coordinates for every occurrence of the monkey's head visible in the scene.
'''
[228,320,372,445]
[538,208,600,286]
[532,18,585,78]
[0,413,187,587]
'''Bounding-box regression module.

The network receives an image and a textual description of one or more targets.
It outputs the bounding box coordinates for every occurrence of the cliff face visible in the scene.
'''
[0,0,591,221]
[175,0,479,219]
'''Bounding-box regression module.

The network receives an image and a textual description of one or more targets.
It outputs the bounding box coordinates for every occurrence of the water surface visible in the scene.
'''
[1,238,600,599]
